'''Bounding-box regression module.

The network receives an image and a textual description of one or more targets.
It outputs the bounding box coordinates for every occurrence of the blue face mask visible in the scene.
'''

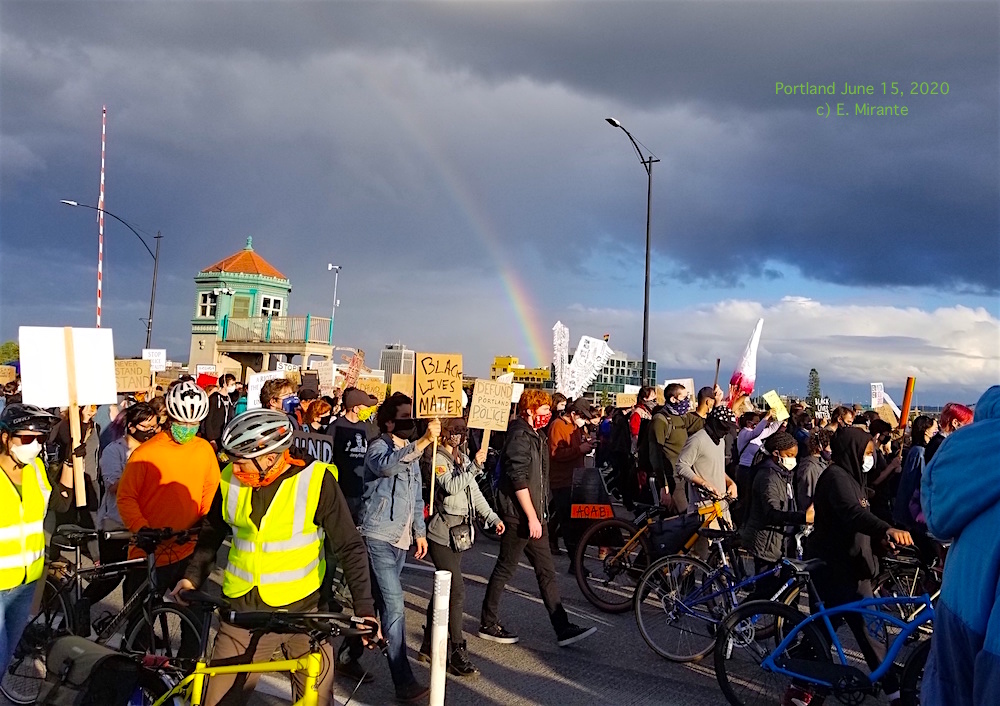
[666,397,691,416]
[170,423,199,445]
[282,395,300,414]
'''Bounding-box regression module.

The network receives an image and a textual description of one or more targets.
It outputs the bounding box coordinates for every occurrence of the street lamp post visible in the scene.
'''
[606,118,660,387]
[61,200,162,349]
[327,264,341,344]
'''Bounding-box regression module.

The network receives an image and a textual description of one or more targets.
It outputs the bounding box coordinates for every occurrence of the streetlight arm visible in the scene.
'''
[606,119,659,175]
[60,200,156,259]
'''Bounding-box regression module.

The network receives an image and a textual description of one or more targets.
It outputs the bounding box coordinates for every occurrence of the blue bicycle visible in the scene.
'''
[713,565,932,706]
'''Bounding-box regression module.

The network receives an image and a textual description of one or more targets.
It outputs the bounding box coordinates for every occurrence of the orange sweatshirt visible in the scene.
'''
[116,431,221,566]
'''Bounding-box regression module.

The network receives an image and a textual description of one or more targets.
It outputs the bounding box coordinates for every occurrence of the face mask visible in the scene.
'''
[574,417,587,428]
[779,456,797,471]
[862,454,875,473]
[227,385,236,394]
[391,418,417,440]
[318,416,332,428]
[820,450,832,462]
[131,427,157,443]
[281,396,299,414]
[531,411,552,430]
[170,423,199,445]
[667,398,691,415]
[10,440,41,466]
[448,434,464,448]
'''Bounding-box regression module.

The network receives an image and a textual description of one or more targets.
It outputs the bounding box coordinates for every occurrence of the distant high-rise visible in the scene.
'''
[379,343,415,377]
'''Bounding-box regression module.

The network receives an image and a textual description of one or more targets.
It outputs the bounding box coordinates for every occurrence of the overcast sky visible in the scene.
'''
[1,0,997,405]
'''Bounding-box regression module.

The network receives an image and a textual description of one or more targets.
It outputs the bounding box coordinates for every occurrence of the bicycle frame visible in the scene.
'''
[761,594,935,687]
[606,500,729,567]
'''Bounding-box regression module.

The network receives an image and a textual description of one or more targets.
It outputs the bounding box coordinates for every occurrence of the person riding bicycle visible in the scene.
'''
[117,381,219,600]
[0,404,74,673]
[172,408,378,706]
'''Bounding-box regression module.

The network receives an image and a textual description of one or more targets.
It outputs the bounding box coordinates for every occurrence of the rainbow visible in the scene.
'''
[361,65,550,366]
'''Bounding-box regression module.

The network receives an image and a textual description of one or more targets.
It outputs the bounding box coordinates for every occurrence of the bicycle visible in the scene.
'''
[714,562,933,706]
[574,489,734,613]
[136,590,382,706]
[633,528,816,662]
[0,526,203,705]
[871,545,943,639]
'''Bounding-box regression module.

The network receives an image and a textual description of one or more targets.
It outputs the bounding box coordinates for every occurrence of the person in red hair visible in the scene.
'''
[925,402,973,464]
[478,389,597,648]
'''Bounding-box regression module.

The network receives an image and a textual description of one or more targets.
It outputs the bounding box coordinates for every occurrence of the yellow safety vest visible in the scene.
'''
[0,457,52,589]
[220,461,329,607]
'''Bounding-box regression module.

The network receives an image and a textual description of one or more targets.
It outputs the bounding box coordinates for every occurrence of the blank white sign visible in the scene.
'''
[19,327,118,408]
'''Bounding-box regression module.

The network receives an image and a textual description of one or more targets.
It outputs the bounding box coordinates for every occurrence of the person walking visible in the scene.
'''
[0,404,74,673]
[200,373,237,451]
[417,418,503,677]
[547,397,592,571]
[172,409,379,706]
[479,389,596,648]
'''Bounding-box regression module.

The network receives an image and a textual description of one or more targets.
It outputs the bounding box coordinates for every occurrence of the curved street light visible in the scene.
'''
[606,118,660,387]
[60,200,162,349]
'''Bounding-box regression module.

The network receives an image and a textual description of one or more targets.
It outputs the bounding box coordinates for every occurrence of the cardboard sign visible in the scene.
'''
[0,365,16,385]
[276,361,300,372]
[391,373,414,397]
[615,393,638,408]
[870,382,885,410]
[291,430,336,468]
[356,377,387,404]
[20,327,117,407]
[316,360,335,393]
[876,403,900,427]
[468,379,515,432]
[142,348,167,373]
[656,386,666,406]
[415,353,463,418]
[246,370,287,410]
[662,378,696,396]
[344,350,365,388]
[115,359,152,393]
[195,364,217,376]
[762,390,790,422]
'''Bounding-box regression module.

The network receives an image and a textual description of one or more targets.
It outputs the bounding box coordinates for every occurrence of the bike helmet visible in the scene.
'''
[221,409,294,459]
[165,381,210,423]
[0,404,59,434]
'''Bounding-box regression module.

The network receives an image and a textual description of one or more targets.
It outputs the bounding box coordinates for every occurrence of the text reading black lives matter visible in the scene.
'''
[416,354,463,418]
[775,79,952,119]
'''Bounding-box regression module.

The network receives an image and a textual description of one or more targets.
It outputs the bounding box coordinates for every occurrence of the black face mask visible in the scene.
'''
[391,418,417,440]
[318,416,332,428]
[131,427,157,443]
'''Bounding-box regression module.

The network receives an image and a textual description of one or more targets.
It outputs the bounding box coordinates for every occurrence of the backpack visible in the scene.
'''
[609,409,631,455]
[37,636,141,706]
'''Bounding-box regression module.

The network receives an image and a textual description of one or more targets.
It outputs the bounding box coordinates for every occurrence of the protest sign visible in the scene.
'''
[20,326,117,506]
[662,378,697,396]
[511,383,524,404]
[344,350,365,388]
[615,393,637,408]
[246,370,286,410]
[390,373,414,397]
[300,371,319,393]
[356,377,387,403]
[195,364,217,376]
[870,382,885,409]
[570,467,614,520]
[291,430,336,467]
[196,373,218,390]
[762,390,790,422]
[315,360,335,394]
[468,379,514,433]
[115,359,152,393]
[415,353,463,418]
[276,361,300,372]
[876,403,899,427]
[881,391,904,419]
[656,386,665,405]
[496,372,514,384]
[142,348,167,372]
[562,336,613,399]
[0,366,16,385]
[552,321,570,394]
[814,397,831,420]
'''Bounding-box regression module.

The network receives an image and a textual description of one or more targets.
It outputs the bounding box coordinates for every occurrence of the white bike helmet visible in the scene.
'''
[221,409,294,459]
[165,381,210,423]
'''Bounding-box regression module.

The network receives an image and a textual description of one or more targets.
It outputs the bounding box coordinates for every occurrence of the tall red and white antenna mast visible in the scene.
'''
[96,105,106,327]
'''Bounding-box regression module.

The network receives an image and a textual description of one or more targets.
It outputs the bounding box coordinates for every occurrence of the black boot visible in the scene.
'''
[448,640,480,677]
[417,625,431,663]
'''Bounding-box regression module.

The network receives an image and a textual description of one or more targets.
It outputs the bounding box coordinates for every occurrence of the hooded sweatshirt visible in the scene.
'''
[920,386,1000,706]
[806,427,889,582]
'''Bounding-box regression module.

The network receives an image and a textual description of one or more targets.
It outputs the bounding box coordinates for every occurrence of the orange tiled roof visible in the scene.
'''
[201,237,287,279]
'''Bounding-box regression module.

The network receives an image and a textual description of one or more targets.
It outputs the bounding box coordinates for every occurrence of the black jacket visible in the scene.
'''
[185,459,375,617]
[199,392,234,445]
[496,417,549,527]
[740,457,807,563]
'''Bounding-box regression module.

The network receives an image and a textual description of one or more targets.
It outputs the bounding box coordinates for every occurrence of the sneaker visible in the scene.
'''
[781,685,822,706]
[478,622,519,644]
[417,625,431,663]
[395,681,429,703]
[556,624,597,647]
[448,640,480,678]
[336,658,374,685]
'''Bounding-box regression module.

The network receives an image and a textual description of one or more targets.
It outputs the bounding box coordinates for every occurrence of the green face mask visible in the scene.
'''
[170,423,199,445]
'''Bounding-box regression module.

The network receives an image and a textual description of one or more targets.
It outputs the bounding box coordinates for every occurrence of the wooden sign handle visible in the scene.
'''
[428,436,438,515]
[481,429,491,456]
[713,359,721,389]
[63,328,86,508]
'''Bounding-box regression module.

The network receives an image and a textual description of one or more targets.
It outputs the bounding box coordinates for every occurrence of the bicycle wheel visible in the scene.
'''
[0,577,73,705]
[714,599,829,706]
[634,554,730,662]
[123,605,204,661]
[899,638,931,706]
[575,517,651,613]
[872,565,933,641]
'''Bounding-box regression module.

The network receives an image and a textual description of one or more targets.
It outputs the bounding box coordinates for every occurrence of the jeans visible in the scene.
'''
[481,521,570,635]
[0,581,38,675]
[547,488,580,567]
[366,538,416,689]
[424,540,466,644]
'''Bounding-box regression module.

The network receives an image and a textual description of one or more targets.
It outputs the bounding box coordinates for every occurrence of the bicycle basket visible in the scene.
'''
[648,513,704,558]
[38,635,140,706]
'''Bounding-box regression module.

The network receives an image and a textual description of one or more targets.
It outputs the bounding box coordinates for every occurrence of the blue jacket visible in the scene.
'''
[920,385,1000,705]
[358,434,426,545]
[893,445,925,529]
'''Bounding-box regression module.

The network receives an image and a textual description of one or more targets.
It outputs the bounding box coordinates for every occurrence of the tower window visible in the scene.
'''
[198,292,217,318]
[260,296,283,317]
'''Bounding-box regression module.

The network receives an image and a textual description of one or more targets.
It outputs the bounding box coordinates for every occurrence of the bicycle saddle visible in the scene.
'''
[54,524,99,546]
[785,558,824,573]
[699,528,739,540]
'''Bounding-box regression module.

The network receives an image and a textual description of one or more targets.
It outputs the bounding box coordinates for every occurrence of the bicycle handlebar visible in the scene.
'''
[101,526,202,550]
[224,610,379,639]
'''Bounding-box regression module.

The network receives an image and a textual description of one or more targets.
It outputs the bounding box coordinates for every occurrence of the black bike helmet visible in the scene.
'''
[0,404,59,434]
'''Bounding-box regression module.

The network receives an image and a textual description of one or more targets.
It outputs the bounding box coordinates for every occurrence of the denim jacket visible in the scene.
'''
[359,434,426,545]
